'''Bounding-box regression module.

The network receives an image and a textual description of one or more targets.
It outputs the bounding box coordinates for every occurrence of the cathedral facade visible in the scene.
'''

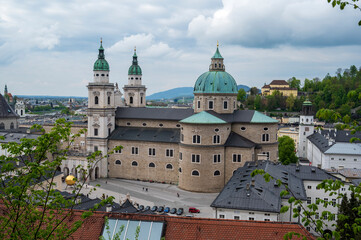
[72,41,279,193]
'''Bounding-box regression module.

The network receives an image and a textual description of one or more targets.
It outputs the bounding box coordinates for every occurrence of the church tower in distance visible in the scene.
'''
[298,100,314,160]
[123,48,146,107]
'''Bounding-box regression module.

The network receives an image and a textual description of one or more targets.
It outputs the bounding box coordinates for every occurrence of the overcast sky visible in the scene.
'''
[1,0,361,97]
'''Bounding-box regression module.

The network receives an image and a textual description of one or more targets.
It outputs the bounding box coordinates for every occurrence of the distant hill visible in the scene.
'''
[147,85,250,100]
[15,95,87,99]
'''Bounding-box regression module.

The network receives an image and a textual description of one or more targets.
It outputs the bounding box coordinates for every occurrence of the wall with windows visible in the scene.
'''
[180,123,231,146]
[116,119,181,129]
[107,140,179,184]
[215,208,278,222]
[232,123,278,145]
[224,147,254,183]
[193,94,237,114]
[178,144,225,192]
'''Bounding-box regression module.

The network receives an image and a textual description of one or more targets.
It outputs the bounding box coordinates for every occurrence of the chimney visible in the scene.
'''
[246,183,250,190]
[76,196,82,204]
[251,178,255,187]
[106,203,112,212]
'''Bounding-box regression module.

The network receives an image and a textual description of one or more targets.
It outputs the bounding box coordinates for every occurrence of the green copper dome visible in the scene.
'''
[93,41,109,71]
[128,50,142,75]
[194,71,238,94]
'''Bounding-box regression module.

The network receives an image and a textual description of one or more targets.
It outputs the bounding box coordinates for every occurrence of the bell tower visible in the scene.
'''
[298,100,314,159]
[123,47,146,107]
[87,39,115,177]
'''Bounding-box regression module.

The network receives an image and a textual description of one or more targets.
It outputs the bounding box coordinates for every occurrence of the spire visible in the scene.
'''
[132,47,138,65]
[93,39,109,71]
[98,38,105,59]
[4,85,7,94]
[212,41,223,59]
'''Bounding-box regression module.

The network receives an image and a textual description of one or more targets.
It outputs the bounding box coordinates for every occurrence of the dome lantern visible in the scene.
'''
[93,39,109,71]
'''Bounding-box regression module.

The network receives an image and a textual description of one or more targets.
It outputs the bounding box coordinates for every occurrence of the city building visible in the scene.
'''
[277,127,299,151]
[211,160,345,234]
[59,41,279,193]
[307,129,361,170]
[298,100,314,159]
[261,80,298,97]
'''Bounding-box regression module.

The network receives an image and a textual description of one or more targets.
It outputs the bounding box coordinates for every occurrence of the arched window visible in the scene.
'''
[130,97,133,104]
[179,168,182,173]
[108,96,110,105]
[115,160,121,165]
[94,96,99,105]
[149,162,155,168]
[192,170,200,176]
[262,133,270,142]
[219,64,221,67]
[214,170,221,176]
[10,122,14,129]
[213,135,220,144]
[132,161,138,166]
[0,122,6,129]
[192,135,201,144]
[214,64,217,68]
[166,164,173,169]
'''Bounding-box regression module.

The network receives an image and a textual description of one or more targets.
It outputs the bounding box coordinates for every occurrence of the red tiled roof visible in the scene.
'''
[0,205,315,240]
[262,84,270,89]
[269,80,289,85]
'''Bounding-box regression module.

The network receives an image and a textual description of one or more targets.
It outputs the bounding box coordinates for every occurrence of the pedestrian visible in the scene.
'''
[177,193,179,198]
[142,187,144,191]
[105,181,107,184]
[146,188,148,192]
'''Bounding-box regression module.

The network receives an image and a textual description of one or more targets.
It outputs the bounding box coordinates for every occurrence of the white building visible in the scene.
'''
[298,100,314,159]
[211,161,349,235]
[307,129,361,170]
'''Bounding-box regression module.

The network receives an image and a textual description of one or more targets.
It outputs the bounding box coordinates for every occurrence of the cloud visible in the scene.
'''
[188,0,361,48]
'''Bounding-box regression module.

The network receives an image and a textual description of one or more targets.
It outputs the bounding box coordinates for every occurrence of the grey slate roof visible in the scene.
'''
[116,107,269,124]
[108,126,180,143]
[0,132,40,144]
[320,129,361,143]
[211,161,337,212]
[0,94,18,118]
[115,107,194,121]
[113,199,139,213]
[307,132,331,153]
[225,132,256,148]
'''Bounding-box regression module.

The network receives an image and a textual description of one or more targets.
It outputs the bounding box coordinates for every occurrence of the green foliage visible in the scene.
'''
[327,0,361,25]
[278,136,298,165]
[0,119,117,239]
[288,77,301,90]
[253,167,361,240]
[237,88,247,102]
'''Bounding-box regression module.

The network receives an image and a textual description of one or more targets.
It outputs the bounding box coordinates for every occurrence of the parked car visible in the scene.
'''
[176,208,184,215]
[138,205,144,211]
[170,208,177,214]
[151,206,158,212]
[145,206,151,211]
[164,207,170,213]
[188,207,200,213]
[157,206,164,212]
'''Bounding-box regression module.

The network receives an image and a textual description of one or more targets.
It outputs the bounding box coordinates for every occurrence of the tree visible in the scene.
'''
[237,88,247,102]
[278,136,298,165]
[250,87,259,96]
[327,0,361,25]
[0,119,117,239]
[286,94,296,111]
[288,77,301,90]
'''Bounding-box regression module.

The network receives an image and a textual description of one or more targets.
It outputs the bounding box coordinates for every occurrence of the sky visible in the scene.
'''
[1,0,361,97]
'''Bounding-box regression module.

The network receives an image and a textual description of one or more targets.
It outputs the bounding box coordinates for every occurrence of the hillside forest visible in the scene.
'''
[242,65,361,121]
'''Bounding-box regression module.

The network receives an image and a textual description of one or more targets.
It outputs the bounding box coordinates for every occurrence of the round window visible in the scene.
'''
[241,127,246,131]
[264,127,269,131]
[215,128,219,132]
[142,123,147,126]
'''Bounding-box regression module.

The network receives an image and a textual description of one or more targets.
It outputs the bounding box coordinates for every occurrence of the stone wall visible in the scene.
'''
[107,140,179,184]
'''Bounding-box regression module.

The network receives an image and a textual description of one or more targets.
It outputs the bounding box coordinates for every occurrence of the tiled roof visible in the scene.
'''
[325,142,361,155]
[307,132,331,153]
[0,94,18,118]
[270,80,289,85]
[251,111,279,123]
[115,107,194,121]
[0,203,315,240]
[108,126,180,143]
[212,161,337,212]
[225,132,256,148]
[180,111,227,124]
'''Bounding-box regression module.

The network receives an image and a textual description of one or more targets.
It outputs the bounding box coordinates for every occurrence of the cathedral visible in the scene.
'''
[64,40,279,193]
